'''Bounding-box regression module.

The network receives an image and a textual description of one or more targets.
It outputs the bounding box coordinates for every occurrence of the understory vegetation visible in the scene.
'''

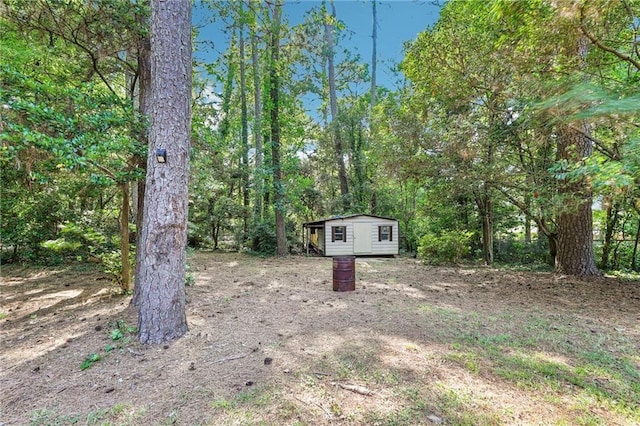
[2,0,639,282]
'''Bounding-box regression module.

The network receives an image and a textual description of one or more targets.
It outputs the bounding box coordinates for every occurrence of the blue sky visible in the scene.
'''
[194,1,442,90]
[284,0,442,88]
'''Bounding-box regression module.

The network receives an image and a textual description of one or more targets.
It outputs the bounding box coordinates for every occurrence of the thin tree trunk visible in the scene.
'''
[632,217,640,271]
[475,189,494,265]
[137,0,191,344]
[352,120,366,209]
[120,182,131,292]
[250,17,263,223]
[269,0,287,256]
[536,217,557,266]
[219,44,236,143]
[325,0,349,211]
[600,198,619,269]
[479,104,497,265]
[524,195,532,244]
[239,24,249,240]
[133,6,151,307]
[370,0,377,109]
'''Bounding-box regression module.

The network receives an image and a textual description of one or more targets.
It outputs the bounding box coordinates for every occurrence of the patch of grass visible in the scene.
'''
[321,344,403,385]
[30,407,80,425]
[0,311,6,319]
[276,399,303,421]
[435,386,503,426]
[161,411,179,425]
[209,387,277,425]
[419,303,640,424]
[445,350,482,374]
[363,385,503,426]
[211,397,234,411]
[236,388,272,406]
[404,342,420,352]
[211,387,273,412]
[362,406,423,425]
[30,404,144,426]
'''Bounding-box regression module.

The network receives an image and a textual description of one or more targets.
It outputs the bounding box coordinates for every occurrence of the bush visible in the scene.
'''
[494,237,549,265]
[101,247,135,287]
[417,230,473,264]
[248,220,277,255]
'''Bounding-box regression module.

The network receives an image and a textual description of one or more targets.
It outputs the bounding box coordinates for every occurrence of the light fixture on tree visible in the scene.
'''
[156,149,167,163]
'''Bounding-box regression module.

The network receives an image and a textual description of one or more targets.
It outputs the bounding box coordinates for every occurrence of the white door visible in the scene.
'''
[353,223,372,254]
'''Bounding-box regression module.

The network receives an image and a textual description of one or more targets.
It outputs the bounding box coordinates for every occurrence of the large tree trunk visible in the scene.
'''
[269,0,287,256]
[554,32,599,276]
[136,0,191,344]
[555,124,599,276]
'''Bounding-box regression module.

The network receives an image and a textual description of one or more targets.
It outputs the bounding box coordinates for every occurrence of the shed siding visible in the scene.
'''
[323,215,398,256]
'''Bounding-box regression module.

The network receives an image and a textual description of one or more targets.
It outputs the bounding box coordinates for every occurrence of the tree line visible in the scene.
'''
[2,0,639,299]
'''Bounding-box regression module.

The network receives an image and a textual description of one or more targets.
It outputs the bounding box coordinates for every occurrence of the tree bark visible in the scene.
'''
[119,182,131,292]
[269,0,287,256]
[133,6,151,307]
[632,217,640,271]
[239,24,250,240]
[136,0,191,344]
[555,124,599,276]
[600,198,619,269]
[250,15,264,223]
[554,33,599,276]
[475,189,494,265]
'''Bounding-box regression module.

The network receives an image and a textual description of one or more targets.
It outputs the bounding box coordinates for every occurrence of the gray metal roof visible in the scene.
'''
[303,214,397,227]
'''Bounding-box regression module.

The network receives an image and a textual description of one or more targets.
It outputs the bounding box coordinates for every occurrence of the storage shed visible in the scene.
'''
[303,214,399,257]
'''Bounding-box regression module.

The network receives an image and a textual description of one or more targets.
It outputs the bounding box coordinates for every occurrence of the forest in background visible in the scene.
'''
[2,0,640,289]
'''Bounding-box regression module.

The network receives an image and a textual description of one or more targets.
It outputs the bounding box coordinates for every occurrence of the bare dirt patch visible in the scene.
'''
[1,253,639,425]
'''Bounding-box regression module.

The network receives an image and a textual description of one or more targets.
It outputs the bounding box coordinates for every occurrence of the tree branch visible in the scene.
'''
[579,7,640,72]
[567,124,621,161]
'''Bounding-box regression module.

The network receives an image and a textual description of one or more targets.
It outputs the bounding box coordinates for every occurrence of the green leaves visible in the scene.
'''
[537,81,640,122]
[80,353,102,371]
[1,51,140,184]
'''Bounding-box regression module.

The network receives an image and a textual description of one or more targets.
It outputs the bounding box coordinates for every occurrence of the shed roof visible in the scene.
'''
[303,214,397,227]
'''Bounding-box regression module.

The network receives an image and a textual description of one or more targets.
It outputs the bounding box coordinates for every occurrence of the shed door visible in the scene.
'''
[353,223,372,254]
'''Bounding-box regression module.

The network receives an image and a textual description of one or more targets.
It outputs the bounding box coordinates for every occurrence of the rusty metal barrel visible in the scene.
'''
[333,256,355,291]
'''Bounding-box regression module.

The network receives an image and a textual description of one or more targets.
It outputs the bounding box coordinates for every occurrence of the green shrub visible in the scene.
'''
[494,237,549,265]
[248,220,277,255]
[39,221,114,261]
[101,248,135,286]
[417,230,473,264]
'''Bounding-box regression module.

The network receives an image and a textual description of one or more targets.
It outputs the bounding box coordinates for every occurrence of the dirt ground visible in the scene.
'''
[1,252,639,425]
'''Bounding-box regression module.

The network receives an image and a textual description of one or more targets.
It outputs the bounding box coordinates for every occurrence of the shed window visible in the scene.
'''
[332,226,346,242]
[378,225,393,241]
